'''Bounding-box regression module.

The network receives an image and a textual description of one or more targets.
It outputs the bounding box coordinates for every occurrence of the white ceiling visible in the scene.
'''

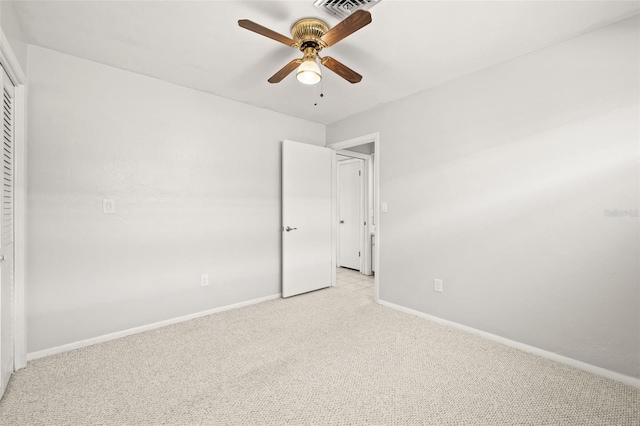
[10,1,640,124]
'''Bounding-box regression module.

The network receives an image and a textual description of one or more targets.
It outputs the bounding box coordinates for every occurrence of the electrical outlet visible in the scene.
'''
[434,278,443,293]
[201,274,209,287]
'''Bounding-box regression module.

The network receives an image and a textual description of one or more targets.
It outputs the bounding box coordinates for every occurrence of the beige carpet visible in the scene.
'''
[0,287,638,425]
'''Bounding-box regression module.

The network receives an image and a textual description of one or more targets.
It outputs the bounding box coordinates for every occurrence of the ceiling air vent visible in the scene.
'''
[314,0,381,20]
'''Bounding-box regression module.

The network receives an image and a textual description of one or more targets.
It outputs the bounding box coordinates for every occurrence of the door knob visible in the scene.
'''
[0,255,5,262]
[340,220,344,224]
[285,226,297,232]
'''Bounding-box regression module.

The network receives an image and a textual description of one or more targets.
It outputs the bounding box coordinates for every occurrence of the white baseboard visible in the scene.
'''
[377,299,640,388]
[27,293,282,361]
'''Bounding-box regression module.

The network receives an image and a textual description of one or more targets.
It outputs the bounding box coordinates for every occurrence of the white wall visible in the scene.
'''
[327,16,640,378]
[0,1,27,74]
[26,46,325,353]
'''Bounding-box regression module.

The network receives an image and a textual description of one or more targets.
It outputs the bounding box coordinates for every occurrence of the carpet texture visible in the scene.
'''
[0,287,638,425]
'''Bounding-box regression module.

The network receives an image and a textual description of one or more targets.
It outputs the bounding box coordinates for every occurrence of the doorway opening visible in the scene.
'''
[335,266,375,299]
[337,157,365,271]
[327,133,380,302]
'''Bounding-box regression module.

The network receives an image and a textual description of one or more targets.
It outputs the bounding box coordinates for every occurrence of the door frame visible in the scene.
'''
[327,132,380,302]
[336,157,365,271]
[0,28,27,371]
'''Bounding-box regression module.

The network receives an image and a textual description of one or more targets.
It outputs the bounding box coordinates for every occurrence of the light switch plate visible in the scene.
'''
[381,202,388,213]
[102,199,115,214]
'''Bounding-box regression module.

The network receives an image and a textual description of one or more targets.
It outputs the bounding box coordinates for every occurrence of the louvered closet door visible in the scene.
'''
[0,66,14,397]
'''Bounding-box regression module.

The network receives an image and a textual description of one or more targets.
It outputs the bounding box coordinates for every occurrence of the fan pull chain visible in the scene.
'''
[314,72,325,106]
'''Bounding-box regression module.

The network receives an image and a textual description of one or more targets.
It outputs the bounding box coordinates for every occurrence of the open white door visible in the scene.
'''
[0,67,15,397]
[282,140,332,298]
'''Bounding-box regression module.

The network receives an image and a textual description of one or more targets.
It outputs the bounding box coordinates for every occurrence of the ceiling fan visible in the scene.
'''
[238,10,372,85]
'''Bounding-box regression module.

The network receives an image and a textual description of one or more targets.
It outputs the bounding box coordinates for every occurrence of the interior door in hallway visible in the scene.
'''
[282,140,332,298]
[338,159,363,270]
[0,66,15,397]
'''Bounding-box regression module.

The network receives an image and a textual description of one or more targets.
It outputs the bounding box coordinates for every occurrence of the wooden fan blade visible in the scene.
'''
[321,10,372,47]
[268,59,303,83]
[238,19,297,47]
[321,57,362,84]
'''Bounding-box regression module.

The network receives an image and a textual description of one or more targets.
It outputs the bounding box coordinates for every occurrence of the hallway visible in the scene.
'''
[335,267,374,299]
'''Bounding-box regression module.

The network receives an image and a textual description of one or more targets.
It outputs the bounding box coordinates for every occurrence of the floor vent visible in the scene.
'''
[314,0,381,20]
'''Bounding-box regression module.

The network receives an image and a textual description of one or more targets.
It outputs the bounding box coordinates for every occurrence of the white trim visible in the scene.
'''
[0,27,26,371]
[336,150,373,275]
[0,28,26,85]
[12,84,26,370]
[330,150,337,287]
[27,294,282,361]
[327,132,380,302]
[336,158,363,165]
[378,299,640,389]
[336,149,370,161]
[329,133,379,151]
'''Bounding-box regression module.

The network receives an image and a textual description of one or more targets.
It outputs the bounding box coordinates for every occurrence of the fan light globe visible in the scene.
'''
[296,60,321,85]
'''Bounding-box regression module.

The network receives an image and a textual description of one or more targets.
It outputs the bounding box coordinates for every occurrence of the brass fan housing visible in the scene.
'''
[291,18,329,52]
